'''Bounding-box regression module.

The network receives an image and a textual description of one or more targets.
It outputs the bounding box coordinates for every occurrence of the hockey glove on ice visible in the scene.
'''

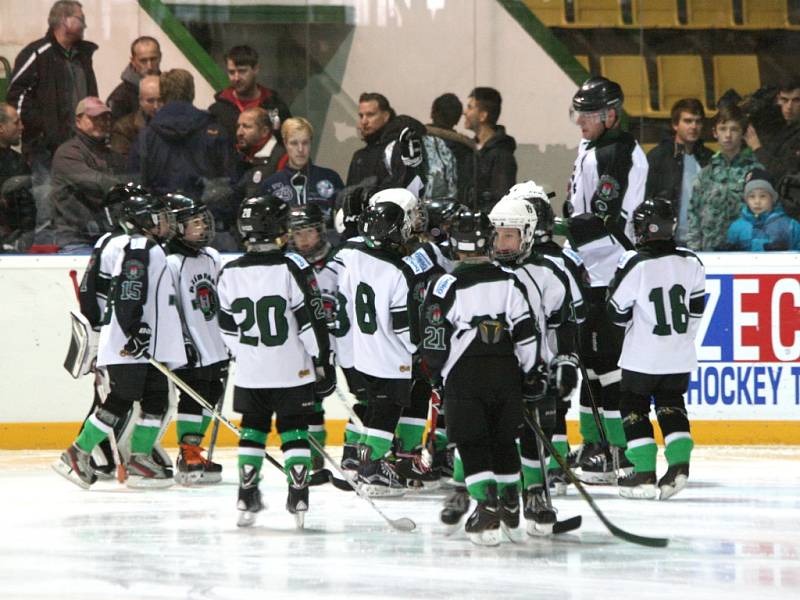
[550,353,580,400]
[124,324,151,359]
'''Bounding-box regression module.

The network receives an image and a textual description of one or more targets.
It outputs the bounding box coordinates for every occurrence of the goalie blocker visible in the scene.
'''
[63,310,99,379]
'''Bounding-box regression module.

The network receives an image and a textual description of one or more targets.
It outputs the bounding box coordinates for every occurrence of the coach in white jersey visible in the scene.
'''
[218,194,334,528]
[55,193,185,490]
[607,196,705,501]
[164,194,229,485]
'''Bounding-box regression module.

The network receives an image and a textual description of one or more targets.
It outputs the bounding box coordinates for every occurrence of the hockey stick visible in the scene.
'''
[425,388,441,459]
[141,354,346,489]
[69,270,128,483]
[307,435,416,532]
[578,361,621,478]
[523,412,668,548]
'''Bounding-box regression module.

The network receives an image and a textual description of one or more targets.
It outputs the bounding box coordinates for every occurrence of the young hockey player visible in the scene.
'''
[421,210,545,546]
[164,193,230,485]
[564,76,648,481]
[489,191,579,535]
[218,195,334,528]
[54,193,186,489]
[335,189,423,495]
[607,196,705,500]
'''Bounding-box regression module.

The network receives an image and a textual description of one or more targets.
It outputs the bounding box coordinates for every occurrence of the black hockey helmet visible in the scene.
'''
[120,191,173,239]
[633,195,676,245]
[448,210,495,256]
[572,76,624,113]
[424,198,465,244]
[238,194,290,246]
[358,201,406,251]
[288,203,330,262]
[528,196,555,244]
[104,182,148,229]
[164,193,215,248]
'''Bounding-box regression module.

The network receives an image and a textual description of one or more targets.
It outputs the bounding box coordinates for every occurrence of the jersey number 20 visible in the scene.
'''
[231,296,288,346]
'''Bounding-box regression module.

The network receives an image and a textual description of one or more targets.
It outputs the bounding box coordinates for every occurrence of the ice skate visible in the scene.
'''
[618,470,658,499]
[237,464,264,527]
[175,434,204,485]
[498,486,522,542]
[286,464,309,529]
[53,444,97,489]
[547,467,569,496]
[579,451,616,484]
[658,464,689,500]
[524,486,556,536]
[340,443,359,480]
[440,486,470,533]
[464,486,501,547]
[357,458,406,497]
[567,441,604,469]
[431,445,454,479]
[395,450,440,491]
[126,453,174,489]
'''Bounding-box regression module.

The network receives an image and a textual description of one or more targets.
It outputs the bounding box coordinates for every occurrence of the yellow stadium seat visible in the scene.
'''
[713,55,761,102]
[656,55,708,114]
[523,0,566,27]
[575,55,590,71]
[685,0,734,28]
[740,0,790,29]
[571,0,625,27]
[630,0,679,28]
[600,55,658,117]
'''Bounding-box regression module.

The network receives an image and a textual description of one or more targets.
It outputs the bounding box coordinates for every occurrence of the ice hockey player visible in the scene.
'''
[564,76,648,481]
[217,195,335,528]
[606,195,705,500]
[489,190,579,535]
[335,189,423,495]
[54,193,186,489]
[163,193,230,485]
[421,210,545,546]
[287,203,340,470]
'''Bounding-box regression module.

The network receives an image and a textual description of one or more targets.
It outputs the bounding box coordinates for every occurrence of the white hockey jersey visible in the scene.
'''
[336,245,419,379]
[326,236,366,370]
[96,235,186,367]
[607,245,705,374]
[567,130,648,287]
[78,231,131,327]
[166,245,228,368]
[217,250,330,388]
[420,261,540,383]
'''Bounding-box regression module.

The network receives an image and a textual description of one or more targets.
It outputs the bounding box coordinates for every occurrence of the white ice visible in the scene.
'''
[1,447,799,600]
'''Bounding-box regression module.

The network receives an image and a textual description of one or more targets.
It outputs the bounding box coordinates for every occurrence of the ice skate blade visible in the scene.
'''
[174,470,202,486]
[52,460,92,490]
[406,479,441,492]
[467,528,501,546]
[619,484,658,499]
[501,523,524,544]
[197,471,222,485]
[579,471,617,485]
[549,481,567,496]
[659,475,688,500]
[92,469,115,481]
[526,519,554,537]
[126,475,174,490]
[237,510,259,528]
[360,483,406,498]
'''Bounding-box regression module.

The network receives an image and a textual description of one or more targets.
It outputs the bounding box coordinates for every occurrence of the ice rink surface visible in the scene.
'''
[1,446,798,600]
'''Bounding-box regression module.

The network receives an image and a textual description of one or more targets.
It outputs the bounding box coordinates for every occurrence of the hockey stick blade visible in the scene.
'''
[553,515,582,534]
[524,414,668,548]
[307,436,416,532]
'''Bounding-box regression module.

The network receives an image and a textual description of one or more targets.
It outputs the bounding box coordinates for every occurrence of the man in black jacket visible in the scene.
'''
[426,93,477,204]
[6,1,98,164]
[745,77,800,184]
[106,36,162,122]
[645,98,712,245]
[208,45,291,154]
[463,87,516,212]
[0,103,34,250]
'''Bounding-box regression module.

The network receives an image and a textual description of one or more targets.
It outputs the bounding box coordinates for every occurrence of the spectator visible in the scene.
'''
[49,97,124,252]
[345,92,396,188]
[110,75,162,161]
[426,92,476,203]
[234,106,286,201]
[0,104,28,189]
[463,87,516,211]
[745,77,800,184]
[106,36,162,122]
[260,117,344,226]
[209,45,291,152]
[726,168,800,251]
[6,1,98,165]
[645,98,713,245]
[130,69,231,200]
[686,105,762,251]
[0,103,34,250]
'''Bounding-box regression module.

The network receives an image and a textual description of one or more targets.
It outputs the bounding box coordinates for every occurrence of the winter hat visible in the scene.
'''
[743,168,777,202]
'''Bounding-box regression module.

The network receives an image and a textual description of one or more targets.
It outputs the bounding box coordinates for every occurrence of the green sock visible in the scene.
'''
[624,438,658,473]
[280,428,312,484]
[130,419,161,455]
[496,475,520,497]
[308,425,326,461]
[547,434,569,471]
[465,472,494,502]
[434,429,448,452]
[395,417,426,453]
[176,417,204,443]
[521,458,545,488]
[238,428,267,483]
[75,416,109,453]
[364,429,393,461]
[579,409,601,443]
[344,422,361,445]
[604,414,627,448]
[664,434,693,466]
[200,414,212,437]
[452,451,465,484]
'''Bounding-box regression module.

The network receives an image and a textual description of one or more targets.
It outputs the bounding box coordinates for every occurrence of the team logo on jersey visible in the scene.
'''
[252,171,262,184]
[274,184,294,202]
[594,175,620,216]
[316,179,335,199]
[123,259,145,280]
[189,273,219,321]
[425,303,444,325]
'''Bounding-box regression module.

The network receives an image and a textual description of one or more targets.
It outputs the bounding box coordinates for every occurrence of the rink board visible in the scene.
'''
[0,252,798,448]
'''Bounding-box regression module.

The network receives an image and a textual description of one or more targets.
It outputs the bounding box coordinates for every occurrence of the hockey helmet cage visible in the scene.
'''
[164,193,215,248]
[120,192,173,240]
[288,204,330,263]
[448,210,495,256]
[488,195,538,262]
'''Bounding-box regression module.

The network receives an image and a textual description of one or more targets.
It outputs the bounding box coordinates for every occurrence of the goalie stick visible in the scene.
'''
[524,412,668,548]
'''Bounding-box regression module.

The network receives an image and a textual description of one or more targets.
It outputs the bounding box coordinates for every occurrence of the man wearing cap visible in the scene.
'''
[47,96,124,252]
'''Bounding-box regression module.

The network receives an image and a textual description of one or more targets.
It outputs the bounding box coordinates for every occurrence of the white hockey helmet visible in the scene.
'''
[368,187,424,240]
[506,180,550,204]
[488,193,538,263]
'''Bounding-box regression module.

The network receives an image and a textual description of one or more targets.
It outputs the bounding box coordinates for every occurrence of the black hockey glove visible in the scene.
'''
[522,363,549,403]
[184,339,199,368]
[523,363,556,436]
[124,324,151,359]
[398,126,423,168]
[314,353,336,398]
[550,353,580,400]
